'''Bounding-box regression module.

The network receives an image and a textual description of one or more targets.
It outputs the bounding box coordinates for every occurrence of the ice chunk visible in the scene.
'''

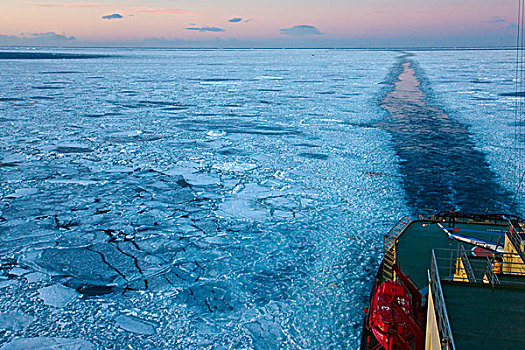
[0,154,26,165]
[52,144,93,154]
[0,280,16,289]
[218,199,267,221]
[115,315,155,335]
[6,188,37,198]
[264,196,297,210]
[101,165,133,173]
[107,130,142,138]
[8,267,29,276]
[212,162,257,173]
[164,164,220,186]
[25,272,50,283]
[32,247,122,286]
[0,310,35,331]
[38,284,79,308]
[206,130,226,137]
[163,165,198,177]
[47,179,100,186]
[183,172,220,186]
[236,183,274,199]
[0,337,93,350]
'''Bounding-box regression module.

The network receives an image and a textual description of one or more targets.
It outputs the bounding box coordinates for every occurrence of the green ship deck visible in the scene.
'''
[442,283,525,349]
[392,216,525,349]
[396,221,508,289]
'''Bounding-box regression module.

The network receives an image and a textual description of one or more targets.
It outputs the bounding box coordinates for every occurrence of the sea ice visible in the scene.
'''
[25,272,50,283]
[0,337,93,350]
[7,267,29,276]
[0,48,407,349]
[115,315,156,335]
[182,172,220,187]
[6,188,37,198]
[38,284,79,308]
[0,280,16,289]
[0,310,35,331]
[413,50,521,211]
[218,199,267,221]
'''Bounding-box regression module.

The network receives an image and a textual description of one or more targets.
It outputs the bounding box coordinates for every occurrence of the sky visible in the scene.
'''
[0,0,520,48]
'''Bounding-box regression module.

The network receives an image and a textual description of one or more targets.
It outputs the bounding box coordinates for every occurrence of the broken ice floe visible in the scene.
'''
[5,188,37,199]
[47,179,101,186]
[0,310,34,331]
[25,272,50,283]
[115,315,156,335]
[163,163,220,186]
[212,161,257,173]
[0,154,26,166]
[218,199,267,221]
[0,280,16,289]
[206,130,226,138]
[52,144,93,154]
[38,284,79,308]
[0,337,93,350]
[7,267,29,277]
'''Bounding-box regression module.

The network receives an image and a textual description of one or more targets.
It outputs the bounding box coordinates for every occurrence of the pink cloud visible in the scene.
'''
[140,9,195,15]
[29,1,102,7]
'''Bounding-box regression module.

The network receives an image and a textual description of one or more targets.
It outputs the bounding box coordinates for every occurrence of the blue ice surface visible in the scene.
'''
[412,49,524,213]
[0,47,411,349]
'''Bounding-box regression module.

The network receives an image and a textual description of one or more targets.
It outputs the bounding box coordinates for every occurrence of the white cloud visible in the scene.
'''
[280,25,323,36]
[0,32,76,45]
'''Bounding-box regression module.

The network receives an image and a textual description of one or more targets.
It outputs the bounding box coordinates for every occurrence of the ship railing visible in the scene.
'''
[382,216,411,281]
[506,221,525,263]
[484,256,501,286]
[430,250,456,350]
[457,245,477,283]
[432,211,524,226]
[433,248,525,287]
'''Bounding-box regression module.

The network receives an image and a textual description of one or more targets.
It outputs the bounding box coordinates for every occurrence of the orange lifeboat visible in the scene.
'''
[369,281,412,350]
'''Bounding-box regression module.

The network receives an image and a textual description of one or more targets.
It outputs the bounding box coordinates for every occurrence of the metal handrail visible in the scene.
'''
[458,245,476,283]
[484,257,501,286]
[433,249,525,286]
[507,223,525,262]
[384,216,411,246]
[382,216,411,280]
[433,211,525,225]
[430,250,456,350]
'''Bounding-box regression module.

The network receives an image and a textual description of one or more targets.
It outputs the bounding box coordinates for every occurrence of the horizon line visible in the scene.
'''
[0,45,519,51]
